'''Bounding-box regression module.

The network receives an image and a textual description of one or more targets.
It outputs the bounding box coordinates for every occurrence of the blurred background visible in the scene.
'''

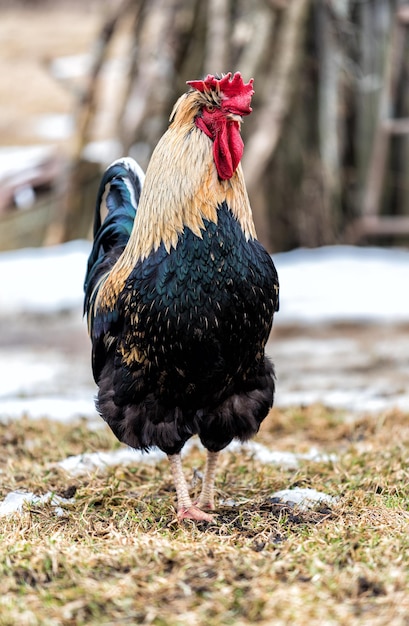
[0,0,408,422]
[2,0,409,252]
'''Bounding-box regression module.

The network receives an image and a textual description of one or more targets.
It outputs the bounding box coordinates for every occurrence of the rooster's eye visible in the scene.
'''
[206,104,214,112]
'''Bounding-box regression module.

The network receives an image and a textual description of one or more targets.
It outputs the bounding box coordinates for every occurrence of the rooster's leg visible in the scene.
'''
[196,450,219,510]
[168,453,214,522]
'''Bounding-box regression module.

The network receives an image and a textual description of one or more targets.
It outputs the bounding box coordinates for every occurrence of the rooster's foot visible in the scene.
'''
[177,505,214,523]
[194,498,215,511]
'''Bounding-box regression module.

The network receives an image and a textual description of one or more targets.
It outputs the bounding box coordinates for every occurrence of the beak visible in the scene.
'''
[226,113,243,123]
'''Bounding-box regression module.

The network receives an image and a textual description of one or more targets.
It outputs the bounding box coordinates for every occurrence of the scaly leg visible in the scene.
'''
[196,450,219,510]
[168,453,214,522]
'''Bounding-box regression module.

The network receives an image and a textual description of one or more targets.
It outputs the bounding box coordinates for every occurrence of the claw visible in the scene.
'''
[177,505,214,523]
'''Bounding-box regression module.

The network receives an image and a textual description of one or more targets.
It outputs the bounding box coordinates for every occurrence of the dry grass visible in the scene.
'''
[1,407,409,625]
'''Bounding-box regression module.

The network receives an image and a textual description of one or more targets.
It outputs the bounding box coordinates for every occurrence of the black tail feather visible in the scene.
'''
[84,157,145,314]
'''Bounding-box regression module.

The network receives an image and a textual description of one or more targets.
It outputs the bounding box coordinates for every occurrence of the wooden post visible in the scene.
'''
[241,0,310,251]
[317,0,350,242]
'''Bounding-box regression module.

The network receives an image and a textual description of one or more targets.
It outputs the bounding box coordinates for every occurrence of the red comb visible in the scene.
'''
[187,72,254,99]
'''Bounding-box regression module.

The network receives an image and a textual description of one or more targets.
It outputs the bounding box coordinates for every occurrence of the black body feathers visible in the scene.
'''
[84,158,279,456]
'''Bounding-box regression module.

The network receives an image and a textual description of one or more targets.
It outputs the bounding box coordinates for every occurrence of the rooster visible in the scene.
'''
[84,72,279,522]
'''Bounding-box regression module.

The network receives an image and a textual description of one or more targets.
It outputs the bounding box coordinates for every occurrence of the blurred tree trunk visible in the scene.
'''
[317,0,350,243]
[204,0,230,73]
[242,0,310,250]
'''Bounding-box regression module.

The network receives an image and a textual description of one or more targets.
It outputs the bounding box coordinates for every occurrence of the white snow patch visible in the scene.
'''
[82,139,123,166]
[0,490,73,517]
[274,245,409,324]
[276,388,409,414]
[0,240,90,315]
[58,447,167,476]
[270,487,338,511]
[0,145,57,182]
[0,396,97,422]
[32,114,74,140]
[0,353,59,398]
[50,53,92,80]
[50,54,127,82]
[228,440,335,469]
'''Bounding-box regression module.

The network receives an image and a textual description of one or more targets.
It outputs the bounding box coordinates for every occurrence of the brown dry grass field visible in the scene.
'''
[1,407,409,625]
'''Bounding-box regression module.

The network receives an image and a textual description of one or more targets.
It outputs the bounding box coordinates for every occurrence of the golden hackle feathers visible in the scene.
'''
[95,87,256,311]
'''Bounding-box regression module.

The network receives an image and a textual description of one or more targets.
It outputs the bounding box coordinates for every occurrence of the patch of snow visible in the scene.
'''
[0,144,57,181]
[270,487,338,511]
[0,490,73,517]
[0,352,59,398]
[274,377,409,414]
[274,245,409,324]
[58,447,168,476]
[0,396,97,422]
[14,185,36,209]
[228,440,335,469]
[32,114,74,140]
[82,139,123,166]
[219,498,238,507]
[0,240,90,315]
[269,320,409,413]
[50,53,92,80]
[50,54,127,82]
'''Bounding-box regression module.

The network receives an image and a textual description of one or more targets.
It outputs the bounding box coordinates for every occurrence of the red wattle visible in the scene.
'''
[214,121,243,180]
[195,110,244,180]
